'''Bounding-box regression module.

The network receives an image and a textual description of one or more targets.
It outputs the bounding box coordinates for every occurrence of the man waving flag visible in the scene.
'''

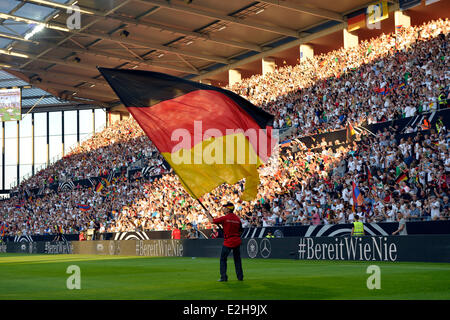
[98,68,275,202]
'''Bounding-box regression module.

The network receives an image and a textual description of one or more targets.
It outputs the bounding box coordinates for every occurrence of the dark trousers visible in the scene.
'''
[220,245,243,280]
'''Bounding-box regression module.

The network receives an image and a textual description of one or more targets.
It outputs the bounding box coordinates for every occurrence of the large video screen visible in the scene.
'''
[0,88,22,121]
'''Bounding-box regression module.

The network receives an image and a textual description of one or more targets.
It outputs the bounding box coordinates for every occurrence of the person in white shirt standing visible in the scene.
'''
[430,197,441,220]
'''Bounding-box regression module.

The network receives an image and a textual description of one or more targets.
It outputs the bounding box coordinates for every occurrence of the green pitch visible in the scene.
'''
[0,253,449,300]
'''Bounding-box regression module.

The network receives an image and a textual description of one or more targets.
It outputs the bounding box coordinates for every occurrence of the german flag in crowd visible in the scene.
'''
[95,177,110,193]
[395,173,408,184]
[367,166,373,182]
[347,8,366,32]
[95,182,103,193]
[346,121,356,142]
[99,68,275,201]
[367,166,377,194]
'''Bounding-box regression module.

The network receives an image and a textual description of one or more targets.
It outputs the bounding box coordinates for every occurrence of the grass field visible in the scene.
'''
[0,253,449,300]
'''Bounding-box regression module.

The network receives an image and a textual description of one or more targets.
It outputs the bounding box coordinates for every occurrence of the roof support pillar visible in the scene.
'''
[343,28,358,49]
[109,112,122,125]
[299,44,314,62]
[262,57,276,76]
[228,69,242,87]
[394,10,410,29]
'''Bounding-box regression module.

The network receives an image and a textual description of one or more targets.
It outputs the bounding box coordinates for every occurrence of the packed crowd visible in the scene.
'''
[227,18,449,135]
[2,120,448,236]
[15,117,160,190]
[0,19,449,236]
[12,19,450,193]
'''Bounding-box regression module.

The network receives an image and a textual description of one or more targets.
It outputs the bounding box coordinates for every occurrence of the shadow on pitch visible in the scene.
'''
[216,280,337,299]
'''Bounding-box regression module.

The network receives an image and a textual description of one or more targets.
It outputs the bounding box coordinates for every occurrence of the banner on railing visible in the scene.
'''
[3,221,450,243]
[3,235,450,263]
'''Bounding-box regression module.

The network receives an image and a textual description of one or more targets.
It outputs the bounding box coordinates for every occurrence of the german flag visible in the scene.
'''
[347,9,366,32]
[103,177,111,187]
[95,177,110,193]
[367,167,377,194]
[346,121,356,142]
[95,181,104,193]
[98,68,275,201]
[367,166,373,182]
[395,173,408,184]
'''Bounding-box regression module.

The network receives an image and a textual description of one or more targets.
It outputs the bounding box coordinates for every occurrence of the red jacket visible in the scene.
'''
[213,213,242,248]
[172,228,181,240]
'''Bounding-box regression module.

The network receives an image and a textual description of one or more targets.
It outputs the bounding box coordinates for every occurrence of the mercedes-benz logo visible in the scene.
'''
[109,241,115,255]
[247,239,258,259]
[260,238,271,259]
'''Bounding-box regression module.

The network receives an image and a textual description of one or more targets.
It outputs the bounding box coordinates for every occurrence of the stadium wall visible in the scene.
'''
[4,220,450,243]
[182,236,450,262]
[2,235,450,263]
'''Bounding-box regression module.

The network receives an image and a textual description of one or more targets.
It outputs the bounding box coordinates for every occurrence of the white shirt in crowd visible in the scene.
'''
[430,200,440,219]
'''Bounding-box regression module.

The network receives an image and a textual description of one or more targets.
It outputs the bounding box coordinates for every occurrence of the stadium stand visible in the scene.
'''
[20,117,162,189]
[0,18,449,237]
[227,19,449,136]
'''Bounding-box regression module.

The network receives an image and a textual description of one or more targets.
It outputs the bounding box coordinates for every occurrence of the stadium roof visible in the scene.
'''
[0,69,104,113]
[0,0,443,110]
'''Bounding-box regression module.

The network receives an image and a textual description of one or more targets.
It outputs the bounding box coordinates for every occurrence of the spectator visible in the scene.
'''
[392,212,408,235]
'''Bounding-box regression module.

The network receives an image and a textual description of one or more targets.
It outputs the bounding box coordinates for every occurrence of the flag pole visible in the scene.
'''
[194,197,222,231]
[358,125,376,137]
[167,165,223,231]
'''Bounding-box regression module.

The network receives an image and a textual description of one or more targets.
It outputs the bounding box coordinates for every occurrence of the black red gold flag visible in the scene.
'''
[98,68,275,201]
